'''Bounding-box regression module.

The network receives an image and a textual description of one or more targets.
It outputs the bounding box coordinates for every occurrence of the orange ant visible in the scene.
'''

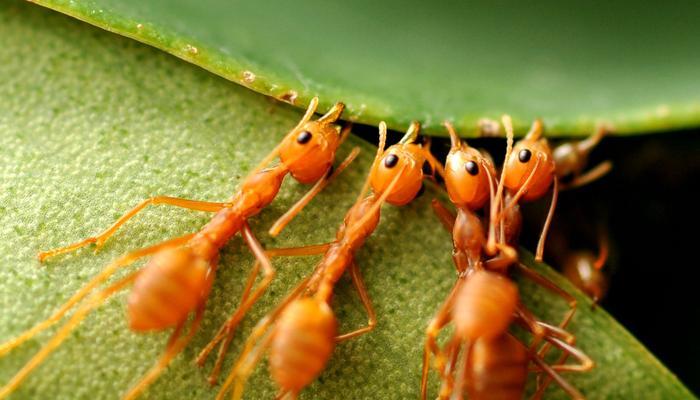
[491,117,611,262]
[0,98,357,400]
[212,121,441,400]
[421,122,593,400]
[547,223,610,306]
[561,244,608,305]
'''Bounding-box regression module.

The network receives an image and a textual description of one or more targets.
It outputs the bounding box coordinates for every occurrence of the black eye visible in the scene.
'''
[464,161,479,176]
[296,130,312,144]
[384,154,399,168]
[518,149,532,163]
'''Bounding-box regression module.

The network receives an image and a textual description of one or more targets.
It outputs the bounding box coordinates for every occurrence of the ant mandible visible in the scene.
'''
[214,121,440,400]
[0,98,356,399]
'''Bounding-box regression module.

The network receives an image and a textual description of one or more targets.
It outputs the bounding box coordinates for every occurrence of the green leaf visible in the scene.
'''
[0,1,692,399]
[29,0,700,137]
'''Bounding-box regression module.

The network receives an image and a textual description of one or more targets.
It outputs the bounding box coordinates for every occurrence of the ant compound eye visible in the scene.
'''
[518,149,532,163]
[296,130,312,144]
[384,154,399,168]
[464,161,479,176]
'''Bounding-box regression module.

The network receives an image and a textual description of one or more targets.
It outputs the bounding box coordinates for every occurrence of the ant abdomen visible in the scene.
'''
[453,271,518,340]
[269,298,337,393]
[127,247,210,332]
[465,334,528,400]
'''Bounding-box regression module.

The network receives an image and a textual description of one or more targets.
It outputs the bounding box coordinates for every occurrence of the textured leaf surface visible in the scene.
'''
[30,0,700,136]
[0,2,693,399]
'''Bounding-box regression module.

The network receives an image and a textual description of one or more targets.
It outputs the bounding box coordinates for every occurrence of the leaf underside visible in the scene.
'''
[29,0,700,137]
[0,1,693,399]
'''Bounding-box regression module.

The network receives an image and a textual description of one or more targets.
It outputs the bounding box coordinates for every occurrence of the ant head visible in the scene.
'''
[369,121,425,206]
[443,122,495,210]
[279,99,345,184]
[502,119,555,201]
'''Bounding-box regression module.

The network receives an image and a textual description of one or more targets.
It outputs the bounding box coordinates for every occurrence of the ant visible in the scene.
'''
[547,222,610,306]
[491,117,611,263]
[421,122,593,400]
[0,98,356,400]
[213,121,441,400]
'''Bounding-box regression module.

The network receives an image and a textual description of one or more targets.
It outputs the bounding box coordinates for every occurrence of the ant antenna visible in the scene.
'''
[487,115,514,253]
[444,121,463,150]
[399,121,421,144]
[525,119,544,140]
[318,101,345,124]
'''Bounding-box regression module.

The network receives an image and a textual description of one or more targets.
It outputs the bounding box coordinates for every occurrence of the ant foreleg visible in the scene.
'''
[0,234,193,358]
[269,146,360,236]
[38,197,226,261]
[335,261,375,342]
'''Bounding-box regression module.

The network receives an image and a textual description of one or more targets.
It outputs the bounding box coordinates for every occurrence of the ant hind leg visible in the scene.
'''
[0,234,194,358]
[0,271,138,398]
[38,197,225,261]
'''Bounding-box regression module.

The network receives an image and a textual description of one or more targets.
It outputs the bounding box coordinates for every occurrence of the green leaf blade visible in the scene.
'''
[30,0,700,136]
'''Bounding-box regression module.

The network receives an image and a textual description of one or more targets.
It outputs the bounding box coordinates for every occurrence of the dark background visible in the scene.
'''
[354,124,700,395]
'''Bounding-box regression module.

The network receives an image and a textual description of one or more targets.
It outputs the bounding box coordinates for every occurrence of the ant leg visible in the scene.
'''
[514,263,581,382]
[529,353,585,400]
[422,281,462,400]
[420,145,446,180]
[218,327,276,400]
[515,303,546,352]
[531,336,594,399]
[335,262,376,342]
[513,262,577,332]
[217,277,313,400]
[561,161,613,191]
[38,197,225,261]
[535,177,558,262]
[0,234,193,357]
[196,223,275,384]
[0,271,138,398]
[431,199,456,232]
[269,146,361,236]
[196,242,331,382]
[542,337,594,372]
[436,338,462,400]
[123,301,207,400]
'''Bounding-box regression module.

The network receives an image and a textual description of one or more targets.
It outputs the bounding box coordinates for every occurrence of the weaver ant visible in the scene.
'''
[212,121,441,400]
[421,122,594,400]
[491,117,611,262]
[547,222,610,306]
[0,98,355,399]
